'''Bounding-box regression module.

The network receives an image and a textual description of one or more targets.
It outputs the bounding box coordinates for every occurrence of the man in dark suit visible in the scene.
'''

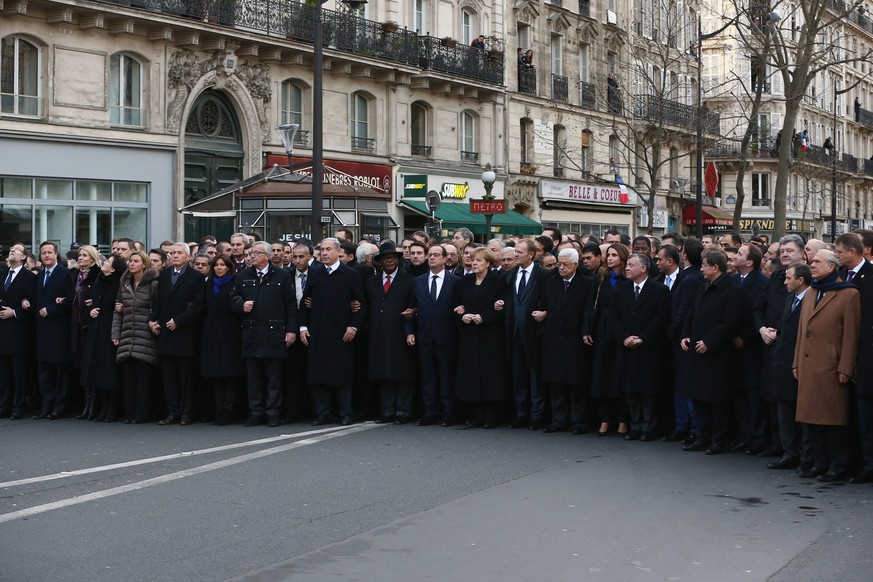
[729,243,769,454]
[835,232,873,482]
[283,240,320,422]
[406,244,460,426]
[502,239,550,429]
[352,242,378,420]
[768,262,813,470]
[0,242,37,419]
[532,248,594,434]
[33,241,74,419]
[611,254,671,440]
[231,241,298,427]
[299,237,366,426]
[150,242,205,426]
[365,242,417,423]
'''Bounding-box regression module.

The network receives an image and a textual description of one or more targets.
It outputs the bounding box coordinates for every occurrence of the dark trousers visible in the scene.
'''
[213,377,239,415]
[732,385,765,445]
[626,394,657,433]
[598,397,628,425]
[855,395,873,472]
[161,355,197,417]
[418,342,456,419]
[549,382,586,429]
[511,338,542,421]
[37,361,69,415]
[283,343,309,421]
[776,399,814,463]
[122,359,154,423]
[378,380,414,419]
[672,367,695,432]
[693,400,728,446]
[807,423,849,474]
[313,383,352,419]
[0,354,31,414]
[246,358,284,418]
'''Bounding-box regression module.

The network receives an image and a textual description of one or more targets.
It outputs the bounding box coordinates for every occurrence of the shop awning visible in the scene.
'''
[682,204,734,227]
[401,199,542,235]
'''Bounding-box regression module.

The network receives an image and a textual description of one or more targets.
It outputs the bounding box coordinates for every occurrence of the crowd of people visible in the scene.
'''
[1,225,872,485]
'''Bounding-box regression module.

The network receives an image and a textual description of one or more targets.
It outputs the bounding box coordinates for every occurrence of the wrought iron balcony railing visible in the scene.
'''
[461,150,479,163]
[579,81,595,109]
[633,94,720,134]
[865,159,873,177]
[752,197,771,207]
[418,36,504,85]
[351,136,375,152]
[518,67,536,95]
[552,74,568,103]
[411,144,432,157]
[857,106,873,130]
[706,136,779,159]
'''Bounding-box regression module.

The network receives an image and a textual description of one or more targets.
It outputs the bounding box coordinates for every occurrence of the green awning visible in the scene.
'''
[401,199,542,235]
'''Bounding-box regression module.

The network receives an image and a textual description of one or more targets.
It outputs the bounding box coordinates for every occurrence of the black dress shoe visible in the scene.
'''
[746,443,767,456]
[244,415,264,427]
[729,441,749,453]
[394,417,408,425]
[542,425,566,433]
[705,443,726,455]
[757,446,783,458]
[768,456,800,470]
[799,467,827,479]
[639,432,653,442]
[597,430,609,437]
[509,418,529,429]
[850,470,873,484]
[441,418,455,427]
[267,415,281,428]
[340,416,353,426]
[682,440,708,452]
[465,419,482,428]
[310,416,331,426]
[681,434,697,445]
[624,431,640,441]
[416,416,437,426]
[158,415,179,426]
[529,420,545,430]
[374,417,393,424]
[662,430,688,442]
[46,413,61,421]
[816,471,847,484]
[32,413,47,419]
[9,413,22,420]
[572,426,587,435]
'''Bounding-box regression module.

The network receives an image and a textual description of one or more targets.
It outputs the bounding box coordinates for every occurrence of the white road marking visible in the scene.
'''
[0,424,367,489]
[0,423,382,524]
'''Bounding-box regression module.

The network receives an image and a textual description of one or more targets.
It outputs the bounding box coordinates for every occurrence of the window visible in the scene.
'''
[414,0,426,34]
[411,102,430,157]
[609,135,621,175]
[462,9,475,45]
[553,125,566,177]
[752,173,770,207]
[580,131,591,174]
[350,92,372,151]
[280,81,303,127]
[110,53,143,126]
[579,45,589,83]
[517,23,530,50]
[551,35,563,76]
[520,118,533,165]
[1,36,42,117]
[460,111,477,162]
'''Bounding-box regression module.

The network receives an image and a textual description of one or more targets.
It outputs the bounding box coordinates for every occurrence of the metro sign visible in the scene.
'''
[470,200,506,214]
[705,161,719,198]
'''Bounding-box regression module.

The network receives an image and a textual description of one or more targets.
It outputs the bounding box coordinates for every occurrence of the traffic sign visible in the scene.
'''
[470,199,506,214]
[426,189,441,212]
[704,162,719,198]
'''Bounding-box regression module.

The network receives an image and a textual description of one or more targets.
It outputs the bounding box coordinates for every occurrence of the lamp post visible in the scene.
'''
[481,163,497,240]
[275,123,299,170]
[694,11,779,238]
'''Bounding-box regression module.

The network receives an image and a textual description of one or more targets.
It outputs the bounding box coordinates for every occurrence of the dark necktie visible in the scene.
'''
[257,271,264,284]
[430,275,438,301]
[383,274,392,293]
[816,290,824,304]
[4,270,13,291]
[846,270,855,283]
[299,273,306,290]
[563,279,570,292]
[171,270,180,286]
[517,269,527,298]
[44,269,51,287]
[792,295,801,312]
[635,285,641,301]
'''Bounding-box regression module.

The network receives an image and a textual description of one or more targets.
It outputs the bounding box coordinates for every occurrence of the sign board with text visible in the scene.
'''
[538,179,638,207]
[470,200,506,214]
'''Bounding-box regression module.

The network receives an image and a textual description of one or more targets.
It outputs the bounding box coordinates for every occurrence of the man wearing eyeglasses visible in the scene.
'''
[231,241,297,428]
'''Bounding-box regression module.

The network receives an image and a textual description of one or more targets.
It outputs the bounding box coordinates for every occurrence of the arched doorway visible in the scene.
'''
[183,90,243,243]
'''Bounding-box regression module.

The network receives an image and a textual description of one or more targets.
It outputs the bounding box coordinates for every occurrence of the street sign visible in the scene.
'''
[704,161,719,198]
[320,215,332,223]
[470,199,506,214]
[426,189,441,212]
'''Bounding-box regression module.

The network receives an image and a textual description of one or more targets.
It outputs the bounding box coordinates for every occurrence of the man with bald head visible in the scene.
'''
[804,238,827,264]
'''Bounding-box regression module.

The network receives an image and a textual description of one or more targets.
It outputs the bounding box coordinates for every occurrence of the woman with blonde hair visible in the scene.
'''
[71,245,101,419]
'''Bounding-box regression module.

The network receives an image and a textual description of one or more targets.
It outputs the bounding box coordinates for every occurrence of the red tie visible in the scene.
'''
[383,274,391,293]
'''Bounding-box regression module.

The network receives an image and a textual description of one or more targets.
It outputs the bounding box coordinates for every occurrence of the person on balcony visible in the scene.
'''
[607,72,622,114]
[471,35,485,50]
[824,137,834,154]
[856,97,862,121]
[525,49,534,68]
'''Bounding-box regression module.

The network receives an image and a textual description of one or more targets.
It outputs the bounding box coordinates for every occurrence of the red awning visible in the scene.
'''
[683,204,734,227]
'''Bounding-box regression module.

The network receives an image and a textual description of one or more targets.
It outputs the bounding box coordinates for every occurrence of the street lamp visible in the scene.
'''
[694,10,779,238]
[275,123,299,170]
[481,163,497,239]
[308,0,368,243]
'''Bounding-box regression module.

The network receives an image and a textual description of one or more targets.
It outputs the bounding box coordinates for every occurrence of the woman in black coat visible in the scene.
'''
[584,243,629,436]
[81,254,126,421]
[71,245,100,419]
[454,247,507,428]
[201,256,243,425]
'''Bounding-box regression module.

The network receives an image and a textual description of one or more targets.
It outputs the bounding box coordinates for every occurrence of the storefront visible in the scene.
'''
[537,179,639,236]
[682,204,735,234]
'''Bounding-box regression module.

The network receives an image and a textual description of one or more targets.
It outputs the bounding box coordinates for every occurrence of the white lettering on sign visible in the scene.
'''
[441,183,469,199]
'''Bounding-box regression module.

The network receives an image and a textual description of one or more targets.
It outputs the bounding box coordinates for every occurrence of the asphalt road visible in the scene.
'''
[2,417,872,581]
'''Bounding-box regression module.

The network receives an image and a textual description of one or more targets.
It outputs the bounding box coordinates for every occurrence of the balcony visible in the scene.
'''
[579,0,591,17]
[579,81,596,109]
[293,130,310,147]
[752,198,771,207]
[633,94,720,134]
[843,152,859,173]
[411,144,432,158]
[461,151,479,163]
[858,106,873,130]
[518,67,537,95]
[418,36,504,85]
[552,74,568,103]
[707,136,779,159]
[848,9,873,34]
[553,166,565,178]
[351,136,375,152]
[865,159,873,177]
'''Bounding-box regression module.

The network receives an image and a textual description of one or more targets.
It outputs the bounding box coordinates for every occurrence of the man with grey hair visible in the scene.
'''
[300,237,366,426]
[532,247,594,433]
[611,253,670,441]
[230,232,251,272]
[151,242,205,426]
[452,228,474,252]
[804,238,828,264]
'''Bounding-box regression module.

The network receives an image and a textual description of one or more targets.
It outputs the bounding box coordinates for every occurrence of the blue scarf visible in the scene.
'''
[810,271,854,293]
[609,270,622,287]
[213,273,233,296]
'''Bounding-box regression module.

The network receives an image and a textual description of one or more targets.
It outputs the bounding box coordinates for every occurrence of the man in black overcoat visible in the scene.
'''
[768,262,814,470]
[728,243,769,454]
[231,241,298,427]
[34,241,74,419]
[532,248,593,434]
[283,240,320,422]
[0,242,37,419]
[299,237,366,426]
[611,254,671,441]
[150,242,205,426]
[365,243,417,423]
[681,250,743,455]
[502,239,551,429]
